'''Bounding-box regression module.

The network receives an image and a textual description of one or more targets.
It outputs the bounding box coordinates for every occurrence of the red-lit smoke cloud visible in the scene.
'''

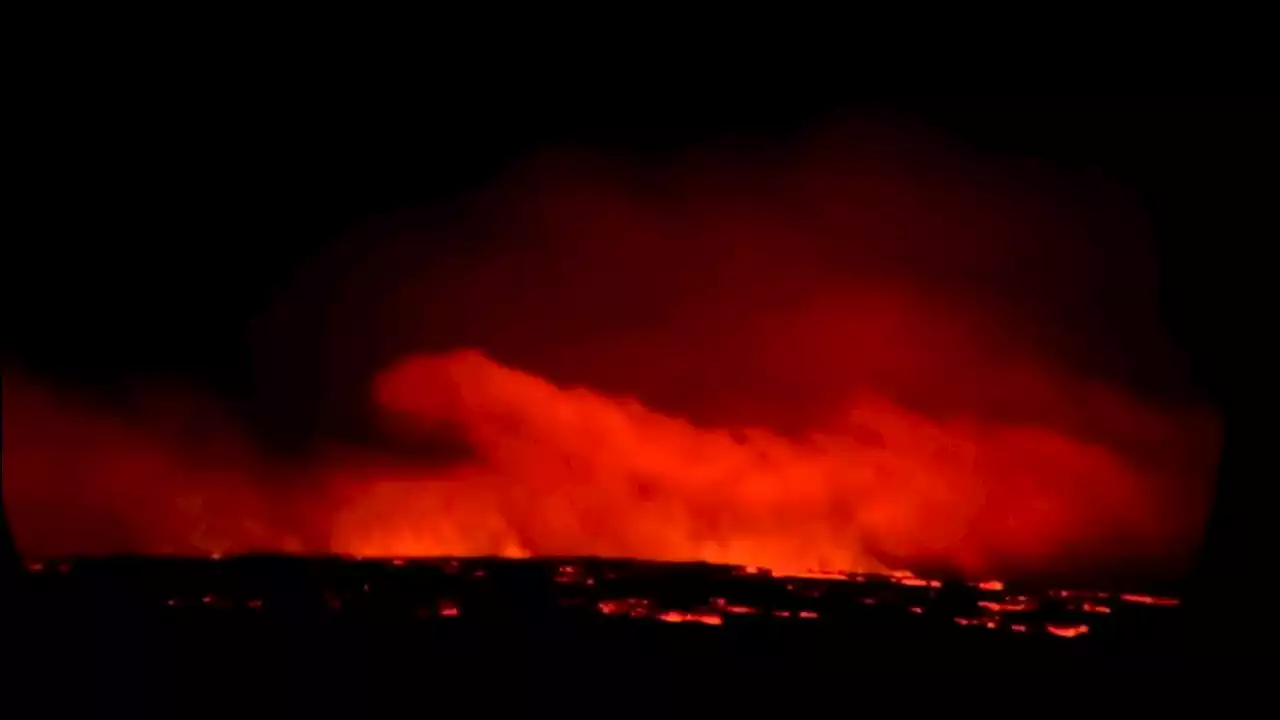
[4,118,1221,581]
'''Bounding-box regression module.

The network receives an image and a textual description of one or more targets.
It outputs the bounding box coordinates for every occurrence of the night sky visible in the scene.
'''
[13,90,1269,407]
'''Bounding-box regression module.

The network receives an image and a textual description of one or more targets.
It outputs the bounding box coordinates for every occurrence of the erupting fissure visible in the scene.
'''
[4,347,1213,580]
[3,121,1221,584]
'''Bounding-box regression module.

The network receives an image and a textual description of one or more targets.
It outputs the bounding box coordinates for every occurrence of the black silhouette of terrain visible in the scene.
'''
[10,555,1201,713]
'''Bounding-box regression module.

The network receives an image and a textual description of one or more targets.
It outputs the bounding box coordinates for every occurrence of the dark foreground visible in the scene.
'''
[6,556,1238,713]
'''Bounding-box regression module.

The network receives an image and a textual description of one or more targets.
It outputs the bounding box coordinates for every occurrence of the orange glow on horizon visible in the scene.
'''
[3,349,1215,582]
[2,125,1220,585]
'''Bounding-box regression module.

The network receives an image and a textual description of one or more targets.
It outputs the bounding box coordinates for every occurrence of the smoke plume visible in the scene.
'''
[4,118,1221,582]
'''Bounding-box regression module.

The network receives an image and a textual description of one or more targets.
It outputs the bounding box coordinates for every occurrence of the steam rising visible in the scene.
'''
[3,119,1221,582]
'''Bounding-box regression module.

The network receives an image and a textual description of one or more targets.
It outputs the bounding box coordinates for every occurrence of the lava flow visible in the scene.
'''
[25,557,1184,642]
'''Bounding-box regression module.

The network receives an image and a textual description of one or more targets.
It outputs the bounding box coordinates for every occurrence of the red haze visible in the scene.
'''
[4,119,1221,582]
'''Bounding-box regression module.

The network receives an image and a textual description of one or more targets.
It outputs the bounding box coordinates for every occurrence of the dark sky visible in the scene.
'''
[12,90,1270,415]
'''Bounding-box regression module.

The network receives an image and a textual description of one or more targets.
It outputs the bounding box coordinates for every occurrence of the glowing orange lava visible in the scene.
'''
[1045,624,1090,638]
[598,599,651,618]
[656,610,723,626]
[1119,593,1180,607]
[775,570,852,581]
[978,600,1032,613]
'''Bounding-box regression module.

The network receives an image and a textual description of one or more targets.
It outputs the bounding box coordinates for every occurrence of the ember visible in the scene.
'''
[598,599,651,617]
[656,611,723,626]
[1119,594,1180,607]
[1050,589,1110,600]
[1045,624,1090,639]
[978,600,1033,613]
[776,570,850,581]
[554,565,581,583]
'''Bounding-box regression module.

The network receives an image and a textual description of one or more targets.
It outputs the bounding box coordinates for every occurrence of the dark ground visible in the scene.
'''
[11,556,1228,711]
